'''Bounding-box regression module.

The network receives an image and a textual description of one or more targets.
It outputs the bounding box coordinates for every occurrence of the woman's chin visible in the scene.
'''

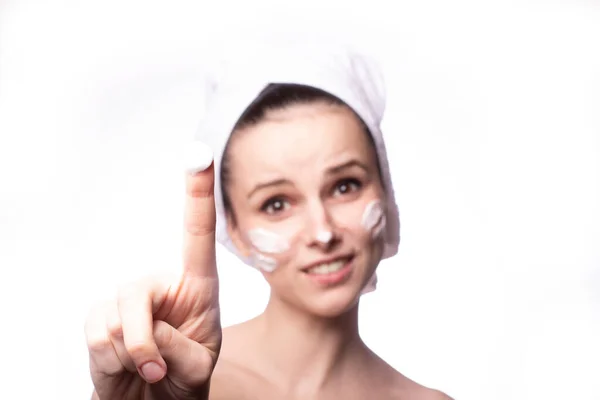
[302,287,363,318]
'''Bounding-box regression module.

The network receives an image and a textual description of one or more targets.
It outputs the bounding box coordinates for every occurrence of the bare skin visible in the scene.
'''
[211,310,450,400]
[85,101,452,399]
[210,103,452,400]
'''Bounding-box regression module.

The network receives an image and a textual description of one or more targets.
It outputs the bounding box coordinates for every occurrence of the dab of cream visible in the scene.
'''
[184,141,213,174]
[246,228,290,272]
[361,200,387,238]
[247,228,289,254]
[252,252,278,272]
[316,230,333,244]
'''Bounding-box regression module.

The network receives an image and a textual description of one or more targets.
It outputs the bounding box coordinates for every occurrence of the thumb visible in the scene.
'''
[153,320,216,386]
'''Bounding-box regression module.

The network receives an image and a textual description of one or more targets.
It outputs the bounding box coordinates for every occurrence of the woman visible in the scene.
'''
[85,43,452,399]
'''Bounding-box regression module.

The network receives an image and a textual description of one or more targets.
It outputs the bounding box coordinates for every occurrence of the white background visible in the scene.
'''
[1,1,599,399]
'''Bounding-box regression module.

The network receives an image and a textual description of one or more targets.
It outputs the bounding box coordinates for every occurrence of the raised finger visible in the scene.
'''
[183,141,217,278]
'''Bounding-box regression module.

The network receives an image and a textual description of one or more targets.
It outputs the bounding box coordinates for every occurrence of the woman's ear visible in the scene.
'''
[226,213,251,258]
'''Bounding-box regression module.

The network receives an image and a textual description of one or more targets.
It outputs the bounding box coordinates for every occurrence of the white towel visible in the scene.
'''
[196,41,400,293]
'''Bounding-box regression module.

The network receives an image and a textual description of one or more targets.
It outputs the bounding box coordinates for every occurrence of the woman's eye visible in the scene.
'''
[333,178,362,196]
[261,198,290,215]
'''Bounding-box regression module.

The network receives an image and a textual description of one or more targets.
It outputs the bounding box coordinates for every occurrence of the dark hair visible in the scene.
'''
[220,83,380,223]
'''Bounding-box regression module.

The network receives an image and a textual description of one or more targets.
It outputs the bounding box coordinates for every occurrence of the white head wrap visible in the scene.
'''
[195,41,400,292]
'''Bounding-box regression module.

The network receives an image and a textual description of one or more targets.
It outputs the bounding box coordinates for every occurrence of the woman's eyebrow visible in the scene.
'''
[247,160,368,199]
[247,178,291,199]
[326,159,369,175]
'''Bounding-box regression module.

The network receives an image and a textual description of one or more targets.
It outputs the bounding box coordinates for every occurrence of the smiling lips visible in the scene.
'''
[302,255,355,286]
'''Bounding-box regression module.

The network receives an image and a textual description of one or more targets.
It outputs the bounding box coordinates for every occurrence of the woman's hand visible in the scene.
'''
[85,151,222,400]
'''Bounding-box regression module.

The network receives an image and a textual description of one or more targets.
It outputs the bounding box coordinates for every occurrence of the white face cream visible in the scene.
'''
[315,230,333,244]
[361,199,387,238]
[246,228,290,272]
[359,201,385,296]
[252,253,278,272]
[247,228,290,253]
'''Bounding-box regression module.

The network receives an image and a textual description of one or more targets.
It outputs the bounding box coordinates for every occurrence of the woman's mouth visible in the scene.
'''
[302,255,355,286]
[305,259,348,275]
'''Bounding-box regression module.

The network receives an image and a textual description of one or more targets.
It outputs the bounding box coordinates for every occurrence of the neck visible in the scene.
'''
[253,293,370,394]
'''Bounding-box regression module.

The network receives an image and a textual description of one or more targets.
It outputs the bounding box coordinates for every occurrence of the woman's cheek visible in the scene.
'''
[332,198,387,241]
[242,200,386,272]
[244,218,301,272]
[360,199,387,239]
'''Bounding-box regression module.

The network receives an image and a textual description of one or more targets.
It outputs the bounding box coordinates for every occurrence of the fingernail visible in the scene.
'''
[185,141,214,174]
[140,361,165,383]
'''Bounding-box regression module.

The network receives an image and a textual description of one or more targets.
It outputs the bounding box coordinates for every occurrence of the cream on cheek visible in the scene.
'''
[245,228,290,272]
[247,228,289,253]
[359,199,386,294]
[245,200,385,272]
[361,199,387,238]
[252,253,279,272]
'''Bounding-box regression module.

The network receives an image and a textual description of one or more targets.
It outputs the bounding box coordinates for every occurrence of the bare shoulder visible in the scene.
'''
[383,363,452,400]
[392,373,453,400]
[417,388,454,400]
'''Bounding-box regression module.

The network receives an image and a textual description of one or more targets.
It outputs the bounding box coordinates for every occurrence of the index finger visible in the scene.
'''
[183,141,217,277]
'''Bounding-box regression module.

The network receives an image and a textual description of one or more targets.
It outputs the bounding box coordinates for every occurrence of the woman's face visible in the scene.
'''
[225,102,386,317]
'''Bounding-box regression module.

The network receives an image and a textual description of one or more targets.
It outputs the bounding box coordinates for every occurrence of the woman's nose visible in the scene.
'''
[305,201,339,249]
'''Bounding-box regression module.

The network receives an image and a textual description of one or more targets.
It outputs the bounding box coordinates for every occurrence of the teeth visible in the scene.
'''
[307,261,346,275]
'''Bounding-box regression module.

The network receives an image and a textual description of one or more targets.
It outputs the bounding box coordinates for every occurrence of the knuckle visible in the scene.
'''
[188,187,212,198]
[103,301,123,337]
[87,334,112,354]
[186,198,215,229]
[152,320,174,349]
[125,341,154,360]
[84,303,112,353]
[106,320,123,338]
[185,220,214,236]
